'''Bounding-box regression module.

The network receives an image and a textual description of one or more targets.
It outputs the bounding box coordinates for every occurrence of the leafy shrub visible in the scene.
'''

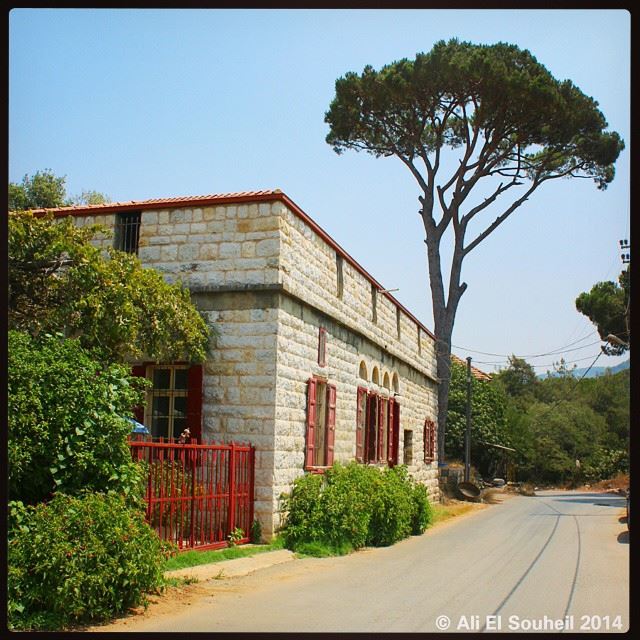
[8,492,175,630]
[410,481,433,535]
[8,330,148,506]
[582,446,629,483]
[279,462,433,554]
[250,519,262,544]
[368,466,414,546]
[279,472,324,549]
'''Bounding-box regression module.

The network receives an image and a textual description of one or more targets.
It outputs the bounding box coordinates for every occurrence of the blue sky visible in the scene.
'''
[9,8,630,373]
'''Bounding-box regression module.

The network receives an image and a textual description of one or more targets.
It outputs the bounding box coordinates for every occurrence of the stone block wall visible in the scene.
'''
[277,202,438,381]
[192,291,280,536]
[136,204,281,289]
[271,292,439,534]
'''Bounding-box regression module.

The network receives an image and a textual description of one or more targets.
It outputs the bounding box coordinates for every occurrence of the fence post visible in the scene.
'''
[229,442,236,536]
[249,446,255,536]
[189,445,196,548]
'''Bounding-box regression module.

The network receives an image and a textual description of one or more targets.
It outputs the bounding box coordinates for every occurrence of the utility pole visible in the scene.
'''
[465,356,472,483]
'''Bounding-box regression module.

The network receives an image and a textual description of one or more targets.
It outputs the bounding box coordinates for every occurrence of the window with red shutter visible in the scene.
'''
[306,377,338,471]
[186,364,203,442]
[392,401,400,466]
[387,398,395,465]
[305,378,317,469]
[366,393,378,463]
[424,418,436,463]
[377,397,387,462]
[139,363,200,441]
[355,387,367,462]
[326,384,336,466]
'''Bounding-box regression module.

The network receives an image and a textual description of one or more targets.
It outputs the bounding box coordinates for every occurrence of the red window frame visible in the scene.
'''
[305,377,336,471]
[423,418,436,463]
[131,363,203,442]
[360,391,398,467]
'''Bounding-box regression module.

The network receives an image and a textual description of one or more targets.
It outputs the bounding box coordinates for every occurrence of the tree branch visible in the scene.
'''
[462,180,541,256]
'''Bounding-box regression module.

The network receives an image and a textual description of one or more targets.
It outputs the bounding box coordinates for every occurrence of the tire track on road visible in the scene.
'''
[539,498,582,629]
[480,499,563,632]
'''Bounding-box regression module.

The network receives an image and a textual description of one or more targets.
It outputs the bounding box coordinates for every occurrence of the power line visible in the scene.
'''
[532,351,606,422]
[448,331,598,360]
[472,352,606,370]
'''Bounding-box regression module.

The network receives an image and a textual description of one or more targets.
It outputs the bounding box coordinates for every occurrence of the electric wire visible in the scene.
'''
[447,331,598,360]
[471,351,606,370]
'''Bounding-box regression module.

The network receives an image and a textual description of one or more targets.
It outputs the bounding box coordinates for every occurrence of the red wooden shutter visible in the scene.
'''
[431,420,437,463]
[187,364,203,442]
[392,401,400,466]
[365,393,376,463]
[377,397,386,462]
[424,419,435,463]
[305,378,317,468]
[355,387,366,462]
[131,364,147,424]
[387,398,395,465]
[423,420,428,462]
[326,384,337,466]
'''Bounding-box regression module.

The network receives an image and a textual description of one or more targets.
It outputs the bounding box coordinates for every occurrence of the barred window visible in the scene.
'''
[114,211,141,254]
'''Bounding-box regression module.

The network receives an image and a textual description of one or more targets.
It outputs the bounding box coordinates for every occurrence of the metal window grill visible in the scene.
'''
[115,211,141,254]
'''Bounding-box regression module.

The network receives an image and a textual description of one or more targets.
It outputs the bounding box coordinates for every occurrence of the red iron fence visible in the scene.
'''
[129,436,255,551]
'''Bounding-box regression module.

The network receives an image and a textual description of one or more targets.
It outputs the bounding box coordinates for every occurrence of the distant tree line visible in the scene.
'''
[446,356,629,485]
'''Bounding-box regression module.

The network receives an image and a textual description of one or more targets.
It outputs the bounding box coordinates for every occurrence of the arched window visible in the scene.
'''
[383,372,390,391]
[359,361,368,381]
[372,366,380,386]
[392,373,400,394]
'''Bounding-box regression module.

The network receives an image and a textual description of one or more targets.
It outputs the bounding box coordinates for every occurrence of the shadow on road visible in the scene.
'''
[545,493,625,508]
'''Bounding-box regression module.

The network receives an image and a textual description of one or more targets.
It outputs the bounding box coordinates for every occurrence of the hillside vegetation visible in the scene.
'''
[446,357,629,485]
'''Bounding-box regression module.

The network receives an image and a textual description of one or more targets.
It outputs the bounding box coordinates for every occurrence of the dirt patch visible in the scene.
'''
[84,580,216,632]
[575,473,629,493]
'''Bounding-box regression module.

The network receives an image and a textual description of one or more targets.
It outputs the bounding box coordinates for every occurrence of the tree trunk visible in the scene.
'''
[434,312,454,464]
[422,206,466,465]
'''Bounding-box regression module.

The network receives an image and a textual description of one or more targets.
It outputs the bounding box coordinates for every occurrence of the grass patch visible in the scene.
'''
[430,501,479,526]
[163,538,285,572]
[292,540,354,558]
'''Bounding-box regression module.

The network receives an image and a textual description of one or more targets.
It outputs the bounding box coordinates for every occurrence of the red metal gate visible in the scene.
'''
[129,437,255,551]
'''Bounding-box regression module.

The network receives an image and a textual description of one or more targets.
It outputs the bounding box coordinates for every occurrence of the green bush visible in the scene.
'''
[279,462,433,554]
[8,492,175,630]
[368,466,414,546]
[279,472,324,549]
[8,330,148,506]
[410,481,434,535]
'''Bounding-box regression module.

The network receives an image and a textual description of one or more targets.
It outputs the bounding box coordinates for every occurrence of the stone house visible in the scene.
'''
[43,190,440,537]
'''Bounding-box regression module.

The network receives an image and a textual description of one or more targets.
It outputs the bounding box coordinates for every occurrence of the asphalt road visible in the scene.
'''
[113,491,629,633]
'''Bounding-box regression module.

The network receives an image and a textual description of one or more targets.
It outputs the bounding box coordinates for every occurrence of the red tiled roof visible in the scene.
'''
[27,189,436,341]
[26,190,284,216]
[451,354,492,381]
